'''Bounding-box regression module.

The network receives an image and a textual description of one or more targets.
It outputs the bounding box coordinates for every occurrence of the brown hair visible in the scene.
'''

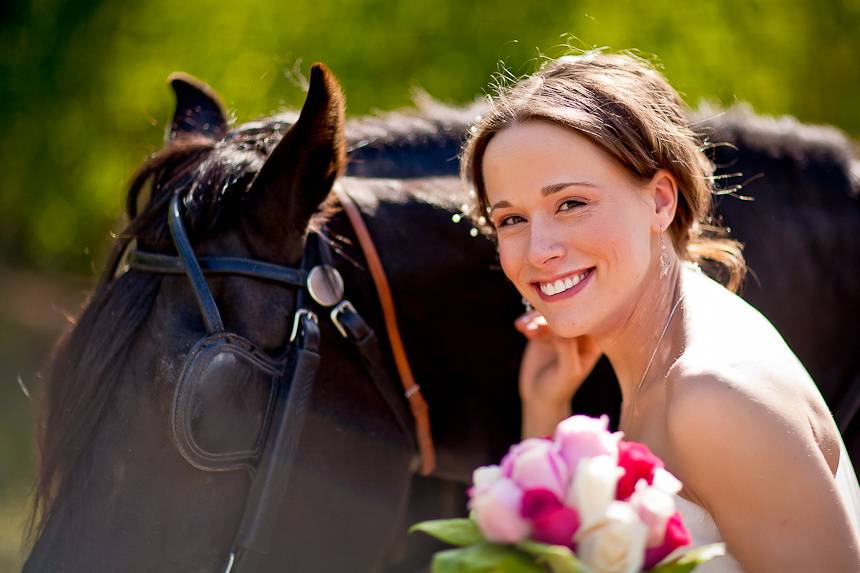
[461,50,745,291]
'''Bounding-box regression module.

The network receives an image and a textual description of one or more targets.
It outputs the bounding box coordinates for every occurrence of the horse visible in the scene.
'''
[24,63,860,572]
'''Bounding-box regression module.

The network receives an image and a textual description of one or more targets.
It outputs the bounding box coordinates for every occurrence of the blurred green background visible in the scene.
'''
[1,0,858,568]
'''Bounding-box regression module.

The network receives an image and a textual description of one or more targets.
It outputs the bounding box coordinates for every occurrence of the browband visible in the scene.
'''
[127,251,308,287]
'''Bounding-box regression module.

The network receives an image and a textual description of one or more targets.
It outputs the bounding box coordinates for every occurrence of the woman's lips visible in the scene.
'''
[532,267,595,302]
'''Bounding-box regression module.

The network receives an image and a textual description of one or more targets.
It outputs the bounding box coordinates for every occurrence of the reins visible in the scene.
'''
[333,185,435,475]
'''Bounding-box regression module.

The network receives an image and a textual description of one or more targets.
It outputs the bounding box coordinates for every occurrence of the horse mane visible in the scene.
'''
[690,104,859,200]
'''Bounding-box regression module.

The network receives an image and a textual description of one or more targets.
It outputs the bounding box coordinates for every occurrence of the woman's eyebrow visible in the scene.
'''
[489,200,511,213]
[490,181,597,213]
[542,181,598,196]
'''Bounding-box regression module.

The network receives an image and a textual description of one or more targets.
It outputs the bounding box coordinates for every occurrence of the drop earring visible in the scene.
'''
[522,297,534,313]
[659,234,671,279]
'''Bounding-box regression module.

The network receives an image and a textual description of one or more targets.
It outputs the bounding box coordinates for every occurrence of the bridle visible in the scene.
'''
[124,186,435,571]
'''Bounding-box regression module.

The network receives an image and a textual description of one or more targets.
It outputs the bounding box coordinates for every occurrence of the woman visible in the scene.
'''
[462,51,860,572]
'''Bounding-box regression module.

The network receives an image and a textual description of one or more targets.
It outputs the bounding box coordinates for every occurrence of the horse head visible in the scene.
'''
[26,64,422,572]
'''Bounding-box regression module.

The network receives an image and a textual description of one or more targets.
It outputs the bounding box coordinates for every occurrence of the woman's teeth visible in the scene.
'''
[539,270,590,296]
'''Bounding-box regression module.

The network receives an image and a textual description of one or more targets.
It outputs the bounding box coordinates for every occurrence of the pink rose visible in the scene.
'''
[629,482,676,547]
[501,438,569,498]
[500,437,551,475]
[469,465,503,498]
[554,415,621,477]
[520,488,581,547]
[469,477,531,543]
[643,512,691,569]
[616,441,664,500]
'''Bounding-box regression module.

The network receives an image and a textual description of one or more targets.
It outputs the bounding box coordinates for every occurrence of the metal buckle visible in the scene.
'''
[330,300,356,338]
[289,308,318,343]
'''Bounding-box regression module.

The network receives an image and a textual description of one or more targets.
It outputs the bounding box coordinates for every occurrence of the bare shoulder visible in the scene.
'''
[667,267,841,477]
[662,357,840,504]
[665,362,806,460]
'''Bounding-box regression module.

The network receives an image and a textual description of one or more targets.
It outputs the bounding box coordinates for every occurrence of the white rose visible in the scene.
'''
[567,455,624,528]
[576,501,649,573]
[629,481,676,547]
[651,467,683,495]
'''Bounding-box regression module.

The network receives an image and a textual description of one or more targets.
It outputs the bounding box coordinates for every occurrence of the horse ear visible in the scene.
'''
[248,63,346,235]
[166,72,229,142]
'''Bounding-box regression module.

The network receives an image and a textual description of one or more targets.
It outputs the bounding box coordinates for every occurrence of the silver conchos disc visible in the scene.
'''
[306,265,344,307]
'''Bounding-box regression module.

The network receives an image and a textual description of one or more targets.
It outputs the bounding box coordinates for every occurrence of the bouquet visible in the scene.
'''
[411,415,723,573]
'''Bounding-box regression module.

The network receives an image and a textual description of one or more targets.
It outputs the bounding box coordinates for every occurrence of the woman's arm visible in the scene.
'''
[516,311,601,438]
[667,371,860,572]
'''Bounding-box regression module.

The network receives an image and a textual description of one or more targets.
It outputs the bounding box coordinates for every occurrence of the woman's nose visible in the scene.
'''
[526,226,565,267]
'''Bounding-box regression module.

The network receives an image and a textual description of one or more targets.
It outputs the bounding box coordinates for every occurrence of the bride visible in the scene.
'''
[461,51,860,572]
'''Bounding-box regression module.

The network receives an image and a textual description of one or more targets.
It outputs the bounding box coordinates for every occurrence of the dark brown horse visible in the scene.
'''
[25,63,860,572]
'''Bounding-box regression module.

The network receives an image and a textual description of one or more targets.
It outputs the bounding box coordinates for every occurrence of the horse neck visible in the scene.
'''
[329,177,525,480]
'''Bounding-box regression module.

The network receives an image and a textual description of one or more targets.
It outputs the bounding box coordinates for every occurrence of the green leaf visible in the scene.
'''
[410,518,486,547]
[650,544,726,573]
[432,543,548,573]
[516,540,594,573]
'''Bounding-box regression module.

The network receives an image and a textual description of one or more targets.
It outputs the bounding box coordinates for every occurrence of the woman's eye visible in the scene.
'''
[499,215,525,227]
[558,199,585,212]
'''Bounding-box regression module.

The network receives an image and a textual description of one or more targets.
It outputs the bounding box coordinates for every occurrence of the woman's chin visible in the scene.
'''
[543,315,588,339]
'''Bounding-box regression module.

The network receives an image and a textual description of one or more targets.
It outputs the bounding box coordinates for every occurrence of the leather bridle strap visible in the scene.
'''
[127,251,308,287]
[333,185,435,476]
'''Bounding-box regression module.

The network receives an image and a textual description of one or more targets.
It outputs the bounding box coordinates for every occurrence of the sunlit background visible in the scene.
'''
[1,0,858,567]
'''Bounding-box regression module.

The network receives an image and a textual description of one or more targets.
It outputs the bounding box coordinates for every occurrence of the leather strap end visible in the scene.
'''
[407,391,435,475]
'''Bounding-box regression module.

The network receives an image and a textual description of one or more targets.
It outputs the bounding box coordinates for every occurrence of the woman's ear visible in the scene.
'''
[649,170,679,232]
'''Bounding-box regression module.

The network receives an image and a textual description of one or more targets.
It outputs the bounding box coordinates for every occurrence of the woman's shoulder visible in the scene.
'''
[670,267,839,468]
[662,344,841,491]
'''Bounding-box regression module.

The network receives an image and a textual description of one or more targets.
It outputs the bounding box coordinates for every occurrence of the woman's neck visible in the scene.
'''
[595,258,686,410]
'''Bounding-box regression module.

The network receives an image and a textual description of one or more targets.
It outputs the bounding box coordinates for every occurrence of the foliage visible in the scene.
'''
[1,0,859,274]
[411,517,725,572]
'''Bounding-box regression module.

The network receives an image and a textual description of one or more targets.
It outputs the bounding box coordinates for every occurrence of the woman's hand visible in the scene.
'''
[515,310,602,437]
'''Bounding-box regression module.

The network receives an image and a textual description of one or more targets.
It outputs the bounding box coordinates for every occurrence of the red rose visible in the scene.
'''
[616,440,664,500]
[520,488,580,547]
[643,512,692,569]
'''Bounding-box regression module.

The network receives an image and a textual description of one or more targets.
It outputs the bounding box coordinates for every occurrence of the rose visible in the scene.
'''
[651,467,683,495]
[576,501,648,573]
[643,512,692,569]
[520,488,580,547]
[501,438,569,498]
[555,415,622,477]
[615,440,664,500]
[470,465,503,497]
[629,481,676,547]
[567,454,625,528]
[468,475,531,543]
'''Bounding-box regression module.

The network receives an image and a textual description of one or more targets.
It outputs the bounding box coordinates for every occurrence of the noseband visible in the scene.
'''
[126,189,435,571]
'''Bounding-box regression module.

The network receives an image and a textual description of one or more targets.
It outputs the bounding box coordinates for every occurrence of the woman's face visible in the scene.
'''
[483,120,662,338]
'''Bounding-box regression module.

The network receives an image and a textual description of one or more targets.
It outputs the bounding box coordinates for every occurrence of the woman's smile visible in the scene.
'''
[532,266,595,301]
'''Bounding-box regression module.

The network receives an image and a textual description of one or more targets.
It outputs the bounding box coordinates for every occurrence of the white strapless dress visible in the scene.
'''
[671,442,860,572]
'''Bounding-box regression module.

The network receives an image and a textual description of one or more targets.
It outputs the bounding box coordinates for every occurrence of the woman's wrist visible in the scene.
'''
[521,397,572,438]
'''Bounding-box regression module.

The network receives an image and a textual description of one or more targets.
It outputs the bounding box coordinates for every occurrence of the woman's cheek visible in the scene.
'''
[498,238,524,290]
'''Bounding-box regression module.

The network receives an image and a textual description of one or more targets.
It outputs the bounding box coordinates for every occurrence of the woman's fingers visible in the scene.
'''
[514,310,548,339]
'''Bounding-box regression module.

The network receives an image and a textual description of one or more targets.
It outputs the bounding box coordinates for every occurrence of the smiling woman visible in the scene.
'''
[461,51,860,572]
